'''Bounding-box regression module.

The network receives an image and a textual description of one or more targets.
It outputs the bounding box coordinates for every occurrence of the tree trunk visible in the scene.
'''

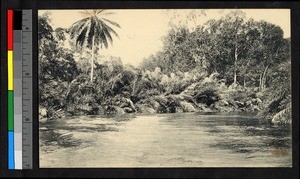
[233,45,238,87]
[79,48,85,74]
[90,35,95,83]
[260,65,269,92]
[262,65,269,91]
[132,76,137,96]
[259,74,262,91]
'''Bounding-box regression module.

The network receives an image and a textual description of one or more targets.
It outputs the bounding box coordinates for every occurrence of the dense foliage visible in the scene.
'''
[39,10,292,124]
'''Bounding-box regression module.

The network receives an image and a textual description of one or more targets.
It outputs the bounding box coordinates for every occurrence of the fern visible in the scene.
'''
[271,102,291,124]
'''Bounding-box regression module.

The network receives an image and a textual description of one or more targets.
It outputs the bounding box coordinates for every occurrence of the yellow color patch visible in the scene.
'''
[8,50,13,90]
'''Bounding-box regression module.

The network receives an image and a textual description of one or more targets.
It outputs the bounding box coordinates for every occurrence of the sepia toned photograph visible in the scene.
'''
[38,9,292,168]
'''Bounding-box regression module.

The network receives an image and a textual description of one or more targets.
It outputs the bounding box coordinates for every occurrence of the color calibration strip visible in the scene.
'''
[7,9,15,170]
[7,9,33,170]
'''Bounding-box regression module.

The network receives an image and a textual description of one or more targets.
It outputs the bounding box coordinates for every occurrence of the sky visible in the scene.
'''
[39,9,290,67]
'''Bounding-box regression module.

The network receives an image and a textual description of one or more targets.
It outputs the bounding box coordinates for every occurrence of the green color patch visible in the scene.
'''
[8,90,14,131]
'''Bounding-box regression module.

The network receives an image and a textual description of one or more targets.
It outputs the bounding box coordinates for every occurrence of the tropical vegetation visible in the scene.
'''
[39,10,292,125]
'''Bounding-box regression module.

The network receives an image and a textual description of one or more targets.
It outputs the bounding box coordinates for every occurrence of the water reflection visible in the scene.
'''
[40,113,292,167]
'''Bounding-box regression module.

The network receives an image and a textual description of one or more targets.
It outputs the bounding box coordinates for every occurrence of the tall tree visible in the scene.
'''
[237,19,262,88]
[255,21,286,91]
[219,10,247,86]
[69,10,120,82]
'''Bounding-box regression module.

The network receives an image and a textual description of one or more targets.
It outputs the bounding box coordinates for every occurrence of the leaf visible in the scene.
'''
[102,18,121,28]
[99,19,119,38]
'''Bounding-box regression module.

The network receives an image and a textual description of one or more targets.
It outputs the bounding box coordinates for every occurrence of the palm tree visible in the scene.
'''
[69,10,120,82]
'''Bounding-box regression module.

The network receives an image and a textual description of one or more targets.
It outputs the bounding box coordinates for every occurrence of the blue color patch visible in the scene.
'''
[8,131,15,169]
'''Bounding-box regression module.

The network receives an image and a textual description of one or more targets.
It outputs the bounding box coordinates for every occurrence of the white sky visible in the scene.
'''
[39,9,290,67]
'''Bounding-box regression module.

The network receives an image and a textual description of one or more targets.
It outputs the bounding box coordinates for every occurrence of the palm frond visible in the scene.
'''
[94,18,109,48]
[86,17,96,46]
[82,21,92,48]
[99,19,119,38]
[76,28,88,47]
[78,20,92,46]
[100,32,109,48]
[69,11,119,49]
[96,9,105,15]
[71,19,91,47]
[69,17,89,31]
[94,18,112,46]
[271,102,292,124]
[93,18,103,45]
[69,17,89,37]
[102,27,113,44]
[102,18,121,28]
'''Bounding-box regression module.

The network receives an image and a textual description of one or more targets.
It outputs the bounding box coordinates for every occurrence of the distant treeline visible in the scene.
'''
[38,10,291,124]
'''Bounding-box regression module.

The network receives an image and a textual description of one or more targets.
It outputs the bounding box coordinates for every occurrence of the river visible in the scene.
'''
[39,112,292,168]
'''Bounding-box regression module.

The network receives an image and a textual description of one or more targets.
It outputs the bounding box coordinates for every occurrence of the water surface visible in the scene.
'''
[39,112,292,167]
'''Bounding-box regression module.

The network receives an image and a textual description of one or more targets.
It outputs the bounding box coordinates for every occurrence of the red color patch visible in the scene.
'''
[7,10,13,50]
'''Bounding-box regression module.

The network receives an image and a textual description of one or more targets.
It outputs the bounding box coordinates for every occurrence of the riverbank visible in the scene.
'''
[39,92,263,121]
[39,70,292,125]
[39,83,293,125]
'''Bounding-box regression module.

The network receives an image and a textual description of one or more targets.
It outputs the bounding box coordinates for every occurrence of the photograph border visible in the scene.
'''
[0,0,299,178]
